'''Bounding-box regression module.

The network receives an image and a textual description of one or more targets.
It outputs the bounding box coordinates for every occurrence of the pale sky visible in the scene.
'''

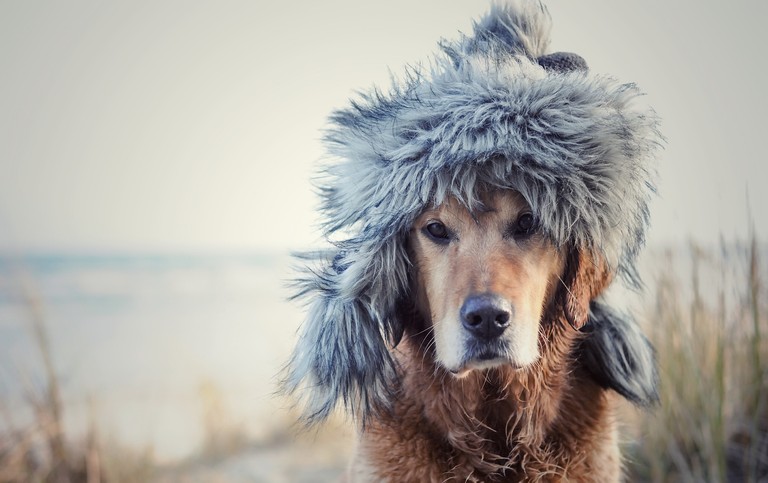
[1,1,766,252]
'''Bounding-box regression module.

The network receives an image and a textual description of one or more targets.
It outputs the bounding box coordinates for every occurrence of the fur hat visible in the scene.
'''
[285,1,662,422]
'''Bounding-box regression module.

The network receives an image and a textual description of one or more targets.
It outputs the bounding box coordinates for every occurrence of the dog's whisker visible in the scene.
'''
[410,325,435,338]
[557,274,576,300]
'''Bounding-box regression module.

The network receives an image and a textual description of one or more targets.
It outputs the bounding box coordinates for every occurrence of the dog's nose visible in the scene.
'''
[460,294,512,340]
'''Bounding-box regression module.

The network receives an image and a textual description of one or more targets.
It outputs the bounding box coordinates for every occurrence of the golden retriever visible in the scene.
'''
[345,190,625,481]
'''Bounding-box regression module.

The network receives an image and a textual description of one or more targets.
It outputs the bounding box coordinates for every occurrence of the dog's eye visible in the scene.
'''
[513,212,537,238]
[423,221,451,244]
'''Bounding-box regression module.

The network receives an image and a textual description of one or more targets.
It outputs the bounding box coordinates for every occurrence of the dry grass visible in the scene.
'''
[196,380,248,460]
[626,236,768,482]
[0,265,157,483]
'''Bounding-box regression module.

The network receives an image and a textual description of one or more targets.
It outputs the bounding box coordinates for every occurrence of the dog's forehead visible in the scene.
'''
[419,190,530,221]
[483,190,529,214]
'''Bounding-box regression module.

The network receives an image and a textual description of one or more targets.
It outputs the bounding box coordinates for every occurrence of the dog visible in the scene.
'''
[284,2,662,481]
[344,190,651,481]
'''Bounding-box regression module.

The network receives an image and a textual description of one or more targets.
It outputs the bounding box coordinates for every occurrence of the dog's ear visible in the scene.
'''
[283,243,408,425]
[559,247,613,329]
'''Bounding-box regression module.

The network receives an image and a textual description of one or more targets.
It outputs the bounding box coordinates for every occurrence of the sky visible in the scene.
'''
[0,0,766,252]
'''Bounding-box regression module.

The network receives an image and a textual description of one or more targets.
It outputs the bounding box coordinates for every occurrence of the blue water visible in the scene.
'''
[0,252,303,461]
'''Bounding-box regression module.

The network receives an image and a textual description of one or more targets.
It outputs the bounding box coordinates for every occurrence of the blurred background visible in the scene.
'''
[0,1,765,481]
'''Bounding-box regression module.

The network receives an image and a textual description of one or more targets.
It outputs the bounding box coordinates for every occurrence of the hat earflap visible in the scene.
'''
[578,302,660,406]
[283,241,409,424]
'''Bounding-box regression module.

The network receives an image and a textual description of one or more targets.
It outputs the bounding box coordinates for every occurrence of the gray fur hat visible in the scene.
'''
[286,1,662,422]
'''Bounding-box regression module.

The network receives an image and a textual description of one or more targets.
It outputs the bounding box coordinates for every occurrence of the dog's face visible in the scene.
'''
[409,190,564,376]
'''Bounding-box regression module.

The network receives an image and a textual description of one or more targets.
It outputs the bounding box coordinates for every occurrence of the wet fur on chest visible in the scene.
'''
[351,317,621,482]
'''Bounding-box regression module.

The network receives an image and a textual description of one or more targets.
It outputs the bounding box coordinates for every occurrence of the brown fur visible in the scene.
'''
[347,191,622,482]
